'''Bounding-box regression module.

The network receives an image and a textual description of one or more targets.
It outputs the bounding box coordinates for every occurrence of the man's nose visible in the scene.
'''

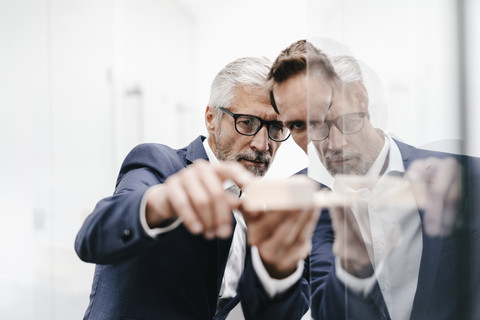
[327,125,345,151]
[250,125,269,152]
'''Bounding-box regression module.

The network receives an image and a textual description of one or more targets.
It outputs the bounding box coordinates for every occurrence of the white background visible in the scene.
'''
[0,0,478,318]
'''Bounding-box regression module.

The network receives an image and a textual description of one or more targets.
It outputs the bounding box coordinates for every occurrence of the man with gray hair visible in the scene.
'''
[75,57,314,319]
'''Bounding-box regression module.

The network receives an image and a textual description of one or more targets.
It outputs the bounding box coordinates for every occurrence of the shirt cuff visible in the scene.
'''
[251,246,304,299]
[335,256,378,297]
[139,185,183,238]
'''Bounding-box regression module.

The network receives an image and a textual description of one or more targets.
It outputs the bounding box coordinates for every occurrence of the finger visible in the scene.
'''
[210,160,256,189]
[330,208,349,258]
[277,209,316,247]
[428,158,459,202]
[238,203,264,220]
[271,209,319,266]
[257,212,315,277]
[178,167,218,239]
[421,158,461,236]
[295,209,321,246]
[329,207,346,236]
[194,162,237,238]
[246,213,276,246]
[330,207,368,259]
[165,177,204,235]
[259,209,314,261]
[246,211,289,246]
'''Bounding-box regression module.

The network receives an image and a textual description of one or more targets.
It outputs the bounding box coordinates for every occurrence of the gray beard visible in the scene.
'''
[324,150,371,176]
[216,147,271,177]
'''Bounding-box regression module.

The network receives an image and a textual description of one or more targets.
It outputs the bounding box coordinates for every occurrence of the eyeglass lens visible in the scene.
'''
[236,115,289,141]
[311,112,366,141]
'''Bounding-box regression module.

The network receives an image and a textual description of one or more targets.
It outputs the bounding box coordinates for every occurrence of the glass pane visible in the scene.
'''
[0,1,54,318]
[4,0,478,319]
[306,0,479,319]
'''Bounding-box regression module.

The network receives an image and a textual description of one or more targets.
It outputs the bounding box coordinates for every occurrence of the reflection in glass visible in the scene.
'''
[303,2,480,317]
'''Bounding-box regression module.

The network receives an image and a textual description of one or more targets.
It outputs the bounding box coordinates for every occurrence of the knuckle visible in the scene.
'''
[195,199,211,213]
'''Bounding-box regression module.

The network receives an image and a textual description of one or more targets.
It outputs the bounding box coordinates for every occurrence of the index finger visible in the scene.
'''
[209,160,256,189]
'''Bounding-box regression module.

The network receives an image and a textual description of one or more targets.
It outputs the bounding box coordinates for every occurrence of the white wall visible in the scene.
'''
[308,0,463,151]
[0,1,477,319]
[0,0,196,318]
[466,0,480,156]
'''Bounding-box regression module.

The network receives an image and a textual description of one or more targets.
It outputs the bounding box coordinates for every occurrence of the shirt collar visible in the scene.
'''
[382,132,406,175]
[366,133,390,177]
[203,137,217,163]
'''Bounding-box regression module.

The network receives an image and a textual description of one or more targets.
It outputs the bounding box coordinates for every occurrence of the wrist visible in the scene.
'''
[262,259,297,280]
[145,185,175,228]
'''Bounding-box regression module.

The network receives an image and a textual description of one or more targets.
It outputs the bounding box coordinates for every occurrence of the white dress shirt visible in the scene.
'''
[316,133,423,320]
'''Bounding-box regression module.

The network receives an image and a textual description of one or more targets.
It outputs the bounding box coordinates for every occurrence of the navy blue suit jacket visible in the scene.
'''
[310,140,480,320]
[75,136,309,320]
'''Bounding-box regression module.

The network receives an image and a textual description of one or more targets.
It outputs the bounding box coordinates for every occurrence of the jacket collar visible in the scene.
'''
[186,135,209,164]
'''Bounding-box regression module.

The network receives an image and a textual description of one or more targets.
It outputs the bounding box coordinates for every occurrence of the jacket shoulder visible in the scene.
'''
[116,143,188,186]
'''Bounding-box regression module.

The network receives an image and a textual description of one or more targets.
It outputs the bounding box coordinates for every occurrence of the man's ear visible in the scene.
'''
[205,105,217,134]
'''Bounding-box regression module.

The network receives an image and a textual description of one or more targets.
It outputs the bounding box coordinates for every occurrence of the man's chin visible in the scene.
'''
[325,161,352,175]
[244,164,268,177]
[327,164,366,176]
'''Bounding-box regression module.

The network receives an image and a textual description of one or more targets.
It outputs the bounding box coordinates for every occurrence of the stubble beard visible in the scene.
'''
[216,145,271,177]
[323,149,371,176]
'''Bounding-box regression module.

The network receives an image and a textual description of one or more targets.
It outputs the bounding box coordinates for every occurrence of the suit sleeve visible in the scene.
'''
[238,250,310,320]
[74,144,186,264]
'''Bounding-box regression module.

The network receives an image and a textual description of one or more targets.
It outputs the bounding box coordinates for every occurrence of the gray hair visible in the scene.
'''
[329,55,389,130]
[209,57,272,117]
[329,55,364,84]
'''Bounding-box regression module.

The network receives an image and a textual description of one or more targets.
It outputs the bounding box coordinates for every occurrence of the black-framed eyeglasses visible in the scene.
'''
[310,112,368,141]
[218,107,290,142]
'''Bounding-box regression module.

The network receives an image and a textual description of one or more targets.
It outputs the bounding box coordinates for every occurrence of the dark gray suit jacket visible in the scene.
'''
[311,140,480,319]
[75,136,309,320]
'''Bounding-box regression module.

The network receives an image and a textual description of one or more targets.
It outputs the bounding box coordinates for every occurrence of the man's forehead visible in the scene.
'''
[230,98,280,121]
[271,73,307,114]
[326,81,367,118]
[234,84,269,98]
[272,74,333,122]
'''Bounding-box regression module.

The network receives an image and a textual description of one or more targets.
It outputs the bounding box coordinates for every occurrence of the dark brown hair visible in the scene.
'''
[268,40,339,113]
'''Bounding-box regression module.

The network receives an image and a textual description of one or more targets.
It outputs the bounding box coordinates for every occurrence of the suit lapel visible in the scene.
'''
[409,211,443,319]
[395,140,444,319]
[186,135,209,164]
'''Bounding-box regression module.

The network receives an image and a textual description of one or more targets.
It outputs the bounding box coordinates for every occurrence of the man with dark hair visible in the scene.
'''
[268,39,480,320]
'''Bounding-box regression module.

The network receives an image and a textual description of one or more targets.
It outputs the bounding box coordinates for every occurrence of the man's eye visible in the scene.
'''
[346,118,361,126]
[238,119,251,126]
[288,121,306,130]
[270,122,284,131]
[237,117,256,128]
